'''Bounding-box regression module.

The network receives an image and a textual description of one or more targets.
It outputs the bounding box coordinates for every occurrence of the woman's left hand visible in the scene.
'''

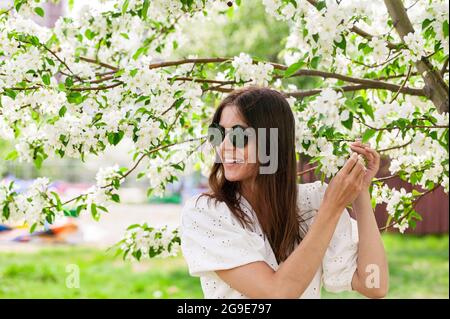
[349,140,380,190]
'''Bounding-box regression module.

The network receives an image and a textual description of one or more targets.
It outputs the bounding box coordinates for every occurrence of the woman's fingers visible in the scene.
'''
[349,158,365,179]
[341,152,359,175]
[350,144,370,157]
[354,162,366,190]
[361,146,380,169]
[365,146,380,164]
[351,140,369,147]
[350,142,380,167]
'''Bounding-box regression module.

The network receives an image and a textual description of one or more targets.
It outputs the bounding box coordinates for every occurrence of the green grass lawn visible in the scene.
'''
[0,233,448,298]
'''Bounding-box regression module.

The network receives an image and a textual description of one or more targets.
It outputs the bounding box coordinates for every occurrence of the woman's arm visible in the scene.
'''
[350,190,389,298]
[216,152,366,298]
[349,141,389,298]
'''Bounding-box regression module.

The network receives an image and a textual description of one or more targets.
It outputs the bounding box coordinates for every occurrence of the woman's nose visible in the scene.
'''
[219,133,233,151]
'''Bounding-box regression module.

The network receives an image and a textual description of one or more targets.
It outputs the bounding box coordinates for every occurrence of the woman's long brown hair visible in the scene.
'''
[201,86,306,264]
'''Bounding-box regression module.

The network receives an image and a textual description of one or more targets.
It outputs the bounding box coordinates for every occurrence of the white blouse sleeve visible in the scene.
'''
[180,194,266,277]
[306,181,359,293]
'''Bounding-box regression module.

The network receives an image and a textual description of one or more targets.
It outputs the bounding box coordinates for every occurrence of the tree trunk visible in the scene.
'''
[384,0,449,114]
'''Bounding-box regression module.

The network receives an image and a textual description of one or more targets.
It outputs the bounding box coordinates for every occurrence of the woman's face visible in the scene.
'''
[217,105,258,183]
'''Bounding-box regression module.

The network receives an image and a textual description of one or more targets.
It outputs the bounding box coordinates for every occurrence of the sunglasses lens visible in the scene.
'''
[208,123,224,147]
[229,125,248,148]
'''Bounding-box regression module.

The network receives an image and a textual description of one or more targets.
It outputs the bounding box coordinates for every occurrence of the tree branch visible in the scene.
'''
[377,139,413,152]
[355,116,449,132]
[384,0,449,113]
[275,68,425,96]
[79,57,119,71]
[149,57,231,69]
[390,64,412,102]
[305,0,400,49]
[70,82,124,91]
[286,83,424,98]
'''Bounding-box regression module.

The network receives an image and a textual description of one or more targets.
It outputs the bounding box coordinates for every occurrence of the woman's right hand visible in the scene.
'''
[322,152,366,214]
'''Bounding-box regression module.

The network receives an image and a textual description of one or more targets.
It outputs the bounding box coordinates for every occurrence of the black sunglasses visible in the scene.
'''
[207,122,251,148]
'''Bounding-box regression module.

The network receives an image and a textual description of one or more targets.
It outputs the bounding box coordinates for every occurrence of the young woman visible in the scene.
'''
[180,86,389,299]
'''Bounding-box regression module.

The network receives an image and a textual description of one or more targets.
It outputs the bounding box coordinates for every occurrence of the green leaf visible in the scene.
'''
[3,204,10,219]
[284,60,305,78]
[85,29,95,40]
[111,194,120,203]
[76,205,86,217]
[411,210,423,221]
[334,36,346,51]
[65,77,74,88]
[443,20,449,38]
[141,0,149,19]
[107,131,124,146]
[132,46,148,60]
[127,224,141,230]
[42,73,50,85]
[344,99,358,113]
[30,223,38,234]
[134,250,142,261]
[358,42,373,54]
[310,56,321,69]
[315,0,326,10]
[362,128,376,143]
[34,7,45,17]
[341,112,353,130]
[45,57,55,66]
[129,68,138,77]
[91,203,99,221]
[51,191,63,211]
[58,105,67,117]
[422,19,433,30]
[97,205,108,213]
[425,180,435,190]
[354,96,374,120]
[5,150,18,161]
[31,109,40,121]
[63,209,78,217]
[122,0,130,14]
[14,0,24,12]
[67,92,83,104]
[376,130,383,146]
[28,35,40,47]
[3,88,17,100]
[34,155,43,169]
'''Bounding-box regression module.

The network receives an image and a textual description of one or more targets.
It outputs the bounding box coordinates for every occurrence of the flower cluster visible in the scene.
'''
[371,184,416,233]
[403,31,427,63]
[116,223,181,260]
[0,177,56,227]
[231,53,274,86]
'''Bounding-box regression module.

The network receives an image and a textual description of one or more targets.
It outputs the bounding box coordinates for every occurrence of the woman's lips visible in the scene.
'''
[223,158,245,164]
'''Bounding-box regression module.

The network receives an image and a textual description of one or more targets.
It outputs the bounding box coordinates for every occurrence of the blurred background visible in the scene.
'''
[0,0,448,299]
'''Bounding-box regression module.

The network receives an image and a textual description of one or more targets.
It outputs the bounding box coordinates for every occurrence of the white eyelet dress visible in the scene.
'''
[180,181,359,299]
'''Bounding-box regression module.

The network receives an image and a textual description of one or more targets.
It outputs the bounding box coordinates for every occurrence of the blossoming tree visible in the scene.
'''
[0,0,448,259]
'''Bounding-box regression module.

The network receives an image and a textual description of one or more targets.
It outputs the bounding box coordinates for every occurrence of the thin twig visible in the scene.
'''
[79,57,119,71]
[390,64,412,102]
[377,139,413,152]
